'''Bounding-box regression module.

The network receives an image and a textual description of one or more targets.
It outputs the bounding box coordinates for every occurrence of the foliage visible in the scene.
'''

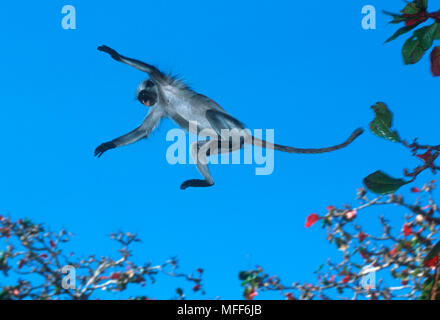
[0,216,205,300]
[385,0,440,75]
[363,102,439,195]
[239,183,440,300]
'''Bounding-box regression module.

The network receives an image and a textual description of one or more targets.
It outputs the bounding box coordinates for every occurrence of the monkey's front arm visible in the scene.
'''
[97,45,166,85]
[94,107,163,158]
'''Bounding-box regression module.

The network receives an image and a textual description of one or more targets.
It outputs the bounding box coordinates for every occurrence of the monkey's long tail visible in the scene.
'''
[250,128,364,154]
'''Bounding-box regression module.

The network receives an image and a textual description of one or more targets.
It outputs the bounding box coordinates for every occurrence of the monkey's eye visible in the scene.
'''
[138,90,149,101]
[146,80,154,87]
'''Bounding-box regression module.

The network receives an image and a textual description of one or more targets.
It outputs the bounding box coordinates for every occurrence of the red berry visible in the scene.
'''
[305,214,320,228]
[424,256,439,268]
[358,232,368,243]
[402,224,412,237]
[285,292,295,300]
[110,272,121,280]
[18,259,26,269]
[341,275,351,284]
[248,291,258,300]
[390,247,398,256]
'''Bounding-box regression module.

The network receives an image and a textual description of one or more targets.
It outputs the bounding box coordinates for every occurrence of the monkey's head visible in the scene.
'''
[136,79,158,107]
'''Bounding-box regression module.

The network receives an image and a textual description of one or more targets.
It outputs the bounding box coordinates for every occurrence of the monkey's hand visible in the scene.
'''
[94,141,117,158]
[97,45,121,61]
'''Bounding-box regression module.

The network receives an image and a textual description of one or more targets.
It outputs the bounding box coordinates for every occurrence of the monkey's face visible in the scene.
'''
[137,80,158,107]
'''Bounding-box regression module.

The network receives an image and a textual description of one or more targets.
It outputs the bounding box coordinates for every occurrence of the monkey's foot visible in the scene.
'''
[180,179,214,190]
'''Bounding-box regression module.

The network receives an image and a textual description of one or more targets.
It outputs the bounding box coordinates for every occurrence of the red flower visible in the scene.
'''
[327,205,336,212]
[196,268,204,274]
[0,215,3,221]
[431,47,440,77]
[401,279,408,286]
[49,240,56,249]
[18,259,26,269]
[341,275,351,284]
[39,253,48,259]
[13,289,19,296]
[285,292,295,300]
[402,224,412,237]
[389,247,398,256]
[424,256,439,268]
[416,150,433,162]
[360,250,370,260]
[358,232,368,243]
[411,187,421,193]
[193,284,201,292]
[329,275,335,282]
[305,214,320,228]
[110,272,121,280]
[248,290,258,300]
[99,276,109,281]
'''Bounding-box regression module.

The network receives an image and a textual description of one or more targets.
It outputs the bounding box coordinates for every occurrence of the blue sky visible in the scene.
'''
[1,0,440,299]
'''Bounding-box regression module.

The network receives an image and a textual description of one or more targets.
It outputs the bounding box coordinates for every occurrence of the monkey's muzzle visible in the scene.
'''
[138,90,157,107]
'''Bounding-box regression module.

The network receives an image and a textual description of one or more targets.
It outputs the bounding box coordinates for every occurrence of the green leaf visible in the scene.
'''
[363,171,409,194]
[414,23,439,50]
[435,23,440,40]
[369,102,401,142]
[402,2,422,15]
[415,0,428,11]
[314,264,324,273]
[383,11,408,25]
[176,288,184,296]
[410,236,419,248]
[241,274,257,286]
[402,36,426,64]
[371,102,393,126]
[238,271,251,281]
[385,24,419,43]
[419,277,440,300]
[0,290,9,300]
[424,241,440,264]
[401,23,439,65]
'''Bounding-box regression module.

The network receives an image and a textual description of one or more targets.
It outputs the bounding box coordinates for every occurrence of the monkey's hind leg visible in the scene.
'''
[180,139,244,190]
[180,141,216,190]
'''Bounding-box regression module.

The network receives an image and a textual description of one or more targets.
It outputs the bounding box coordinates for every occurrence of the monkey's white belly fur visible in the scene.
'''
[163,86,226,136]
